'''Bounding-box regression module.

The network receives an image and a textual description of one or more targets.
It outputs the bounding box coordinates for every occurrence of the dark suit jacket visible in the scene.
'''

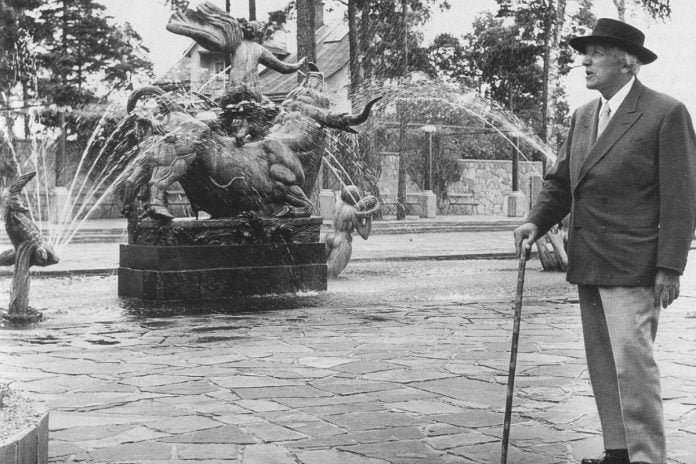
[528,80,696,286]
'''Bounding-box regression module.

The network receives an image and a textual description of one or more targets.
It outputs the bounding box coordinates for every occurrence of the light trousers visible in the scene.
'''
[578,285,665,464]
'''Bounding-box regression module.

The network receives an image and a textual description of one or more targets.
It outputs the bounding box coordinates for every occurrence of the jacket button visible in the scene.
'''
[600,197,608,204]
[600,226,607,233]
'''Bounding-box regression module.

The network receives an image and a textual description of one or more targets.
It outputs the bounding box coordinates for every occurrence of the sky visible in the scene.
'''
[101,0,696,114]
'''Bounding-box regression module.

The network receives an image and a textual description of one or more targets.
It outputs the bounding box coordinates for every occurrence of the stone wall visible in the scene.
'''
[377,152,544,216]
[452,160,544,216]
[376,153,424,216]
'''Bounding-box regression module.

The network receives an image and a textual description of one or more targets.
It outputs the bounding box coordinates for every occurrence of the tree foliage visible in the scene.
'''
[34,0,153,108]
[462,12,546,127]
[427,0,595,148]
[348,0,450,80]
[0,0,42,107]
[638,0,670,18]
[162,0,189,11]
[265,3,295,40]
[612,0,670,20]
[426,33,472,86]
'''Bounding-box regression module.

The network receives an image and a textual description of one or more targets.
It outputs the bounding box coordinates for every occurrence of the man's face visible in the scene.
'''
[581,43,629,97]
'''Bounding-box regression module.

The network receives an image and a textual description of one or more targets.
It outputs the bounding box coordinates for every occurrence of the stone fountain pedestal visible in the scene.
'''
[0,390,49,464]
[118,217,327,300]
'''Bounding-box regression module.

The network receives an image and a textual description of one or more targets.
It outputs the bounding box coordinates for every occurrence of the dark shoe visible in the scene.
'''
[581,450,630,464]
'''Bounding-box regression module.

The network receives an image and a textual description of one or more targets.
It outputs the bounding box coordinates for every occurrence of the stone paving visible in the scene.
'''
[1,230,696,463]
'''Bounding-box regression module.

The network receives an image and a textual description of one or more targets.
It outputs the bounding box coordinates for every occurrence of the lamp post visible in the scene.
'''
[420,124,437,191]
[419,125,437,218]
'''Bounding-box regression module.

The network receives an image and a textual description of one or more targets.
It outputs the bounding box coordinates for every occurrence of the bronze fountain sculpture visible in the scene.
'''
[114,2,379,299]
[325,185,378,279]
[1,172,59,322]
[118,69,378,223]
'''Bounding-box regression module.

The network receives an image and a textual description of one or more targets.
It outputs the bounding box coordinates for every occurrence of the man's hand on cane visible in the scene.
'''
[513,223,539,259]
[654,268,680,309]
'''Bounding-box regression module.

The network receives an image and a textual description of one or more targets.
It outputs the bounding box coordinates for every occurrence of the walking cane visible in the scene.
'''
[500,243,531,464]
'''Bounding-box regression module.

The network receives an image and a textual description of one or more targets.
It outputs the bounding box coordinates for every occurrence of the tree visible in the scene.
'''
[22,0,153,185]
[34,0,153,108]
[0,0,43,138]
[612,0,670,21]
[163,0,189,10]
[456,1,595,147]
[0,0,41,103]
[464,13,543,123]
[427,33,474,86]
[340,0,449,82]
[347,0,360,110]
[296,0,316,78]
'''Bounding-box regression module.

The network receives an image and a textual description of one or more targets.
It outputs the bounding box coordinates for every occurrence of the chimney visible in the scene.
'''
[315,0,324,29]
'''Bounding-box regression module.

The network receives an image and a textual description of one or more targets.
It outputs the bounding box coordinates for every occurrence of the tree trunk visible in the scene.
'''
[61,0,68,87]
[540,1,552,143]
[360,0,371,80]
[401,0,408,75]
[21,82,30,139]
[396,115,408,220]
[546,0,566,147]
[248,0,255,20]
[348,0,361,112]
[296,0,316,81]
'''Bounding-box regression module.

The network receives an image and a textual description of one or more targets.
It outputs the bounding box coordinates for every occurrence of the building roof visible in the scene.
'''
[259,20,349,98]
[158,53,192,84]
[182,39,290,59]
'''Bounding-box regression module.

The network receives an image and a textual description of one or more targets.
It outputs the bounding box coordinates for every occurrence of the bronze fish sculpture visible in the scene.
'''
[0,172,59,267]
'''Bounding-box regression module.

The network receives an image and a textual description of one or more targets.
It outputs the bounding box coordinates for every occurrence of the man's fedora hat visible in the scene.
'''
[569,18,657,64]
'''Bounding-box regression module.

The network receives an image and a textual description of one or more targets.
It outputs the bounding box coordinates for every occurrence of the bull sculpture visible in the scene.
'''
[115,68,380,222]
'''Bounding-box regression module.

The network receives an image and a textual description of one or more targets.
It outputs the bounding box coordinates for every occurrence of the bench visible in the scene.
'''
[439,193,479,214]
[380,194,423,217]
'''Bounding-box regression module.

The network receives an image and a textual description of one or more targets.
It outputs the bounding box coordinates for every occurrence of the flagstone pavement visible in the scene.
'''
[1,230,696,463]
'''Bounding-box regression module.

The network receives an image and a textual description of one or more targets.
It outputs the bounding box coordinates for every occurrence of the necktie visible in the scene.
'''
[597,100,611,139]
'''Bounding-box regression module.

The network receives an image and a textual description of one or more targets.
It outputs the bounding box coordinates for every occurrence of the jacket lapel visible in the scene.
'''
[574,80,644,189]
[570,101,600,188]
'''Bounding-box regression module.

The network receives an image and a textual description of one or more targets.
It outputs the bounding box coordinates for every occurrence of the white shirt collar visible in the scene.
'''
[602,76,635,115]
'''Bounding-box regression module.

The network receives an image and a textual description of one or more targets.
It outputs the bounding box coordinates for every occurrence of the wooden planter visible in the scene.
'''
[0,389,49,464]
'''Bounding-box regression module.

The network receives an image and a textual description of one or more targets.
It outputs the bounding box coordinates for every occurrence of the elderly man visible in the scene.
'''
[514,18,696,464]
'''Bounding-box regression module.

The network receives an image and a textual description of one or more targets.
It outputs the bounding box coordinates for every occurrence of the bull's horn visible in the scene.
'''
[325,97,382,132]
[126,86,182,114]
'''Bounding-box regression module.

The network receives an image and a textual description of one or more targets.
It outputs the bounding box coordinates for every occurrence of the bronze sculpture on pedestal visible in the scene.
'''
[111,3,380,300]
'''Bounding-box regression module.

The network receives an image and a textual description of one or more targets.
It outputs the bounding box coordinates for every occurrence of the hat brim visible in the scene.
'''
[569,35,657,64]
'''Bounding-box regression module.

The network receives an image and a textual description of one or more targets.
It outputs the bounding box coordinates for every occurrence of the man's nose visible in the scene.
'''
[581,54,592,66]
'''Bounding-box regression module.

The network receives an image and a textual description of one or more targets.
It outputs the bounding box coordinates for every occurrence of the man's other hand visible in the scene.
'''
[513,223,539,258]
[654,268,681,309]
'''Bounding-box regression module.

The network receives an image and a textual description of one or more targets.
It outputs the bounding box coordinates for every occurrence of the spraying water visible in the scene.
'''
[2,75,558,250]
